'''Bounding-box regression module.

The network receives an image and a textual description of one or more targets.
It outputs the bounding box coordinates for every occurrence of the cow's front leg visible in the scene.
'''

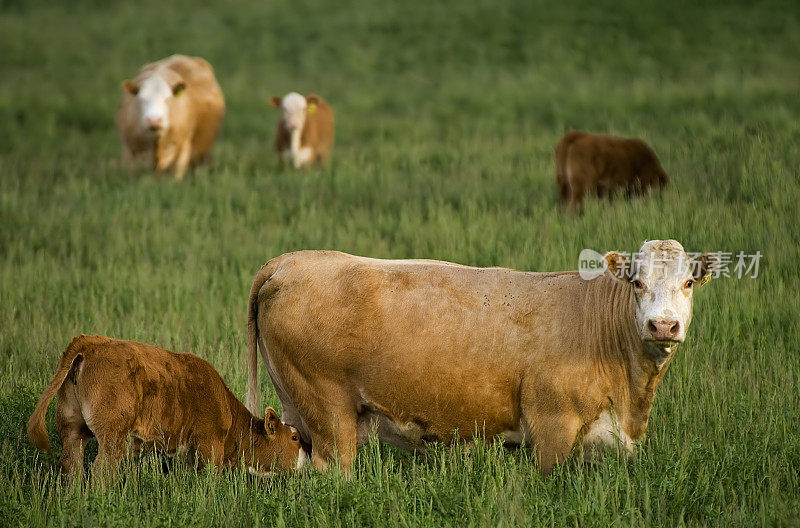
[524,412,581,476]
[172,140,192,180]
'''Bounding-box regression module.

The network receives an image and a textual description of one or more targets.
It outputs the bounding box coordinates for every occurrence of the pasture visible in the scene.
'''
[1,0,799,526]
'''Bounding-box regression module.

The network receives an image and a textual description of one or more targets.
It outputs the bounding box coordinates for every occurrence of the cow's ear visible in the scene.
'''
[692,253,719,286]
[269,97,282,108]
[604,251,629,281]
[264,407,280,435]
[122,80,139,95]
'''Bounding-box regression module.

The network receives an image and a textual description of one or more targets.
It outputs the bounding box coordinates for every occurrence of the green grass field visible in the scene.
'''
[2,0,799,526]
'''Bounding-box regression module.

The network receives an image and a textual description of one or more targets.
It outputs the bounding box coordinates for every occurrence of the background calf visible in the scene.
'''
[555,131,668,212]
[270,92,334,168]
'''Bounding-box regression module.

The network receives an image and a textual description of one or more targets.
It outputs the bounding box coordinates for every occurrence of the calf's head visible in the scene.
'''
[123,69,187,135]
[246,407,307,475]
[270,92,319,132]
[605,240,718,347]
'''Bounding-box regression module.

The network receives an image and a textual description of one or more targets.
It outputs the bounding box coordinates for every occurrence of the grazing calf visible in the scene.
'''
[27,335,306,479]
[555,131,668,212]
[116,55,225,180]
[270,92,334,168]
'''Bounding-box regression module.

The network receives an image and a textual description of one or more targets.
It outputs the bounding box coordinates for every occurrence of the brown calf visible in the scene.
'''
[28,335,306,479]
[555,131,668,212]
[269,92,334,168]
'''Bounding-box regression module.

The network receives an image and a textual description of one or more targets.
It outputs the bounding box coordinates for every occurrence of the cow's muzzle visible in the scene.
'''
[646,318,681,342]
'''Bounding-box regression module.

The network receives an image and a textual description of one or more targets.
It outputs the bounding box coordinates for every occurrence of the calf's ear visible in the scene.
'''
[305,94,319,114]
[264,407,280,435]
[269,97,282,108]
[122,80,139,95]
[604,251,629,281]
[692,253,719,286]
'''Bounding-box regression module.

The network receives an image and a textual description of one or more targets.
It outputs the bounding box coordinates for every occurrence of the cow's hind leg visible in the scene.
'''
[308,409,358,476]
[294,386,358,475]
[567,187,586,214]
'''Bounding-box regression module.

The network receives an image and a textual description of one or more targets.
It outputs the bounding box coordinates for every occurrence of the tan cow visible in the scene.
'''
[555,131,668,213]
[116,55,225,180]
[28,335,306,479]
[269,92,334,168]
[246,241,717,475]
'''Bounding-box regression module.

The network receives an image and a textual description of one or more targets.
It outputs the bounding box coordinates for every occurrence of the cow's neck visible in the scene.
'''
[223,395,259,465]
[584,276,675,440]
[622,342,674,439]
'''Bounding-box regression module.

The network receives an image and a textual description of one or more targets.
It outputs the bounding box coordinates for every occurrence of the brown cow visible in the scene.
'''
[555,131,668,212]
[246,241,717,475]
[28,335,306,479]
[269,92,334,168]
[116,55,225,180]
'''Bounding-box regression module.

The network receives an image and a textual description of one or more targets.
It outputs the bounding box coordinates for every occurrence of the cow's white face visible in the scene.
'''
[278,92,307,132]
[123,73,186,135]
[606,240,717,348]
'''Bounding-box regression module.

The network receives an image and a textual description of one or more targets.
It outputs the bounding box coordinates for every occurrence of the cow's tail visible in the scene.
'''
[555,130,585,202]
[27,337,85,452]
[246,261,278,417]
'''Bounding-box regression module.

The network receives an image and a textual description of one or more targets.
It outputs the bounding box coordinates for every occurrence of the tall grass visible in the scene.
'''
[1,0,798,525]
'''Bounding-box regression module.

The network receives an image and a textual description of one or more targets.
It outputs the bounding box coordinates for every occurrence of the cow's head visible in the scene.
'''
[270,92,314,132]
[123,69,187,135]
[605,240,718,348]
[246,407,307,475]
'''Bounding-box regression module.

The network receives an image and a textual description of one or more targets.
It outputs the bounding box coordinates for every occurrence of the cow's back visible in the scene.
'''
[75,337,232,445]
[162,55,225,158]
[256,251,596,443]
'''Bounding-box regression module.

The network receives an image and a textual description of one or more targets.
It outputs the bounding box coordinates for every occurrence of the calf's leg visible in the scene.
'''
[56,381,93,479]
[91,429,127,485]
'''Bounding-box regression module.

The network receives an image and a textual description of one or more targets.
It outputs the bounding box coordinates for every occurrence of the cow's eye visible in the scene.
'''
[631,279,644,290]
[684,279,694,289]
[291,434,298,441]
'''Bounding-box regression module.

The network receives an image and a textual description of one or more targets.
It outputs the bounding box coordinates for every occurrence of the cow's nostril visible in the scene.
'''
[669,321,679,336]
[648,320,658,335]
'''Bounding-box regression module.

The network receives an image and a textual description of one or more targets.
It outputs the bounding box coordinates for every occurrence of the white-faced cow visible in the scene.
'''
[116,55,225,180]
[269,92,334,169]
[246,240,717,475]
